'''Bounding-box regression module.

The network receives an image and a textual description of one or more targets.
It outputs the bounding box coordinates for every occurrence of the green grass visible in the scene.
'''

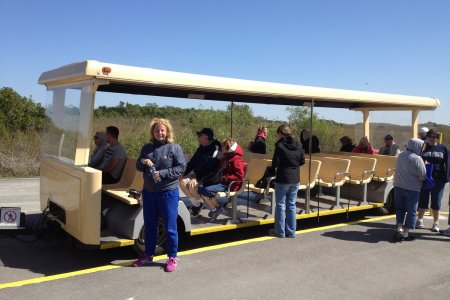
[2,116,449,177]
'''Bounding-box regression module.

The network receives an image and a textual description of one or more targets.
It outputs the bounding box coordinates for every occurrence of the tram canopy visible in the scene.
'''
[38,60,440,111]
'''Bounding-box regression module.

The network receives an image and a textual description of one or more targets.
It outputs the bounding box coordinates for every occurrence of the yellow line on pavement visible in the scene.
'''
[0,265,122,289]
[0,214,395,290]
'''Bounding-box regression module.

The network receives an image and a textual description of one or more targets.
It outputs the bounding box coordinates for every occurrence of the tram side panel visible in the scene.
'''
[40,157,102,245]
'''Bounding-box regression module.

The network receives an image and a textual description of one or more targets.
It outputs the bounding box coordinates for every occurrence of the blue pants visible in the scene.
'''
[198,183,228,198]
[418,181,446,211]
[274,183,299,238]
[142,189,179,258]
[394,187,419,229]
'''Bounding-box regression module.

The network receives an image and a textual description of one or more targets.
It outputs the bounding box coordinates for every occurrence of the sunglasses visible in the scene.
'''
[428,135,438,138]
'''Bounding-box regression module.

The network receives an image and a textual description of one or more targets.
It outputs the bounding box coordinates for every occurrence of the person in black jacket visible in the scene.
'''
[179,128,221,216]
[269,124,305,238]
[249,126,268,154]
[339,136,355,152]
[300,129,320,153]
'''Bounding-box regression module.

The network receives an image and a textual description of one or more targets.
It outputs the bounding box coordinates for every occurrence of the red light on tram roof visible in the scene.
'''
[102,66,112,74]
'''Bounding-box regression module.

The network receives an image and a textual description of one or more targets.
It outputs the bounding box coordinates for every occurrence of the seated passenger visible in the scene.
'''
[352,137,374,154]
[249,126,268,154]
[339,136,355,152]
[300,129,320,153]
[89,131,108,169]
[179,128,221,216]
[379,134,401,156]
[98,126,128,184]
[198,138,245,222]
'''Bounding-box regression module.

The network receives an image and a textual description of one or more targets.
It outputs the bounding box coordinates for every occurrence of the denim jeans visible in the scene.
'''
[198,183,228,198]
[142,188,179,258]
[419,181,446,210]
[274,183,299,238]
[394,187,419,229]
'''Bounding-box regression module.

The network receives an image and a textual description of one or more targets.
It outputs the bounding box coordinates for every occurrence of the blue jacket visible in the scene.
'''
[136,140,186,192]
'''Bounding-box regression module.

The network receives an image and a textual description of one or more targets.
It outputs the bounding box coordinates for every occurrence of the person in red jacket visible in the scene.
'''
[352,136,374,154]
[198,138,245,222]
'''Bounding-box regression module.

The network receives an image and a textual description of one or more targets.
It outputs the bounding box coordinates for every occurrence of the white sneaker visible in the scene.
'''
[431,222,439,232]
[440,228,450,236]
[416,218,424,229]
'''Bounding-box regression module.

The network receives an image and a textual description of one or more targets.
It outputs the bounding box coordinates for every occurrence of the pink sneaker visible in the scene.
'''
[132,254,153,267]
[165,257,177,272]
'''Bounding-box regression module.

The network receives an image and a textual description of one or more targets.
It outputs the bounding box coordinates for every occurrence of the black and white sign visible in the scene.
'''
[0,207,21,227]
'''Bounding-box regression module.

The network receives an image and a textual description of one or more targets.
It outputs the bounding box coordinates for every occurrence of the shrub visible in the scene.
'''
[0,87,47,136]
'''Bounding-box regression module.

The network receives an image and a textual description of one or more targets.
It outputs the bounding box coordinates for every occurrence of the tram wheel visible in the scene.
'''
[382,191,395,214]
[134,217,166,255]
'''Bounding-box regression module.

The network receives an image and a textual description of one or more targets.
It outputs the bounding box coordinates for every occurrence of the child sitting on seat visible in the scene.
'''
[198,138,245,222]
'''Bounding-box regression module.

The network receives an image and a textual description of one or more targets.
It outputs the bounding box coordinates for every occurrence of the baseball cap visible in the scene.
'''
[419,127,429,134]
[196,128,214,140]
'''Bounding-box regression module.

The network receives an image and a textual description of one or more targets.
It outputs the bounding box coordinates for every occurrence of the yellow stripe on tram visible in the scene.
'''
[100,239,135,250]
[190,203,384,235]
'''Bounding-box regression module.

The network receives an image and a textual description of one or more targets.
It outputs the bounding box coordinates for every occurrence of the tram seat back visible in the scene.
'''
[102,158,144,205]
[315,157,350,187]
[372,155,396,181]
[247,157,272,185]
[102,158,138,190]
[245,152,272,162]
[346,156,377,185]
[299,159,321,190]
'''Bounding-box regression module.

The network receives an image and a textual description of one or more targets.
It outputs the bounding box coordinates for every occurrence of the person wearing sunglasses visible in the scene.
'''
[88,131,108,169]
[416,129,449,232]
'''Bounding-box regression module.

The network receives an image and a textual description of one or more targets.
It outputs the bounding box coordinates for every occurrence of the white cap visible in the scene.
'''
[419,127,429,134]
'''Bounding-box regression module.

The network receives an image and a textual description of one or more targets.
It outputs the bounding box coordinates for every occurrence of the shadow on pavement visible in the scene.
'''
[321,218,450,244]
[0,213,137,284]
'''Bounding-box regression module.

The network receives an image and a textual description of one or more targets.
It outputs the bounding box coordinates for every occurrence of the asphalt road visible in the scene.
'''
[1,178,450,299]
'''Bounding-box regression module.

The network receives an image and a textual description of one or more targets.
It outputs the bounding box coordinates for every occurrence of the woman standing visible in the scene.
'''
[132,118,186,272]
[270,124,305,238]
[416,129,449,232]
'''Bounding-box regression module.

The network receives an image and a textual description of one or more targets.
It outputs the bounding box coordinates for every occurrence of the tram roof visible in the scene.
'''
[38,60,440,110]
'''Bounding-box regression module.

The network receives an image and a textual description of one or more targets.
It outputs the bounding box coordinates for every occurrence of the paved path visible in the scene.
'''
[0,178,40,212]
[1,179,450,299]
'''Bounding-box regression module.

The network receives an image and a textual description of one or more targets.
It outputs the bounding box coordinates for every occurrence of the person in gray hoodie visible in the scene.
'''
[393,138,426,241]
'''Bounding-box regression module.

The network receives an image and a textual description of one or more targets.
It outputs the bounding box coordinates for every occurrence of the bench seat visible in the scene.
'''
[102,158,143,205]
[312,155,350,209]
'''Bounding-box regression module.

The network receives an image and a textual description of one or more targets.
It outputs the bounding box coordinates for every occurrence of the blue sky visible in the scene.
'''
[1,0,449,125]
